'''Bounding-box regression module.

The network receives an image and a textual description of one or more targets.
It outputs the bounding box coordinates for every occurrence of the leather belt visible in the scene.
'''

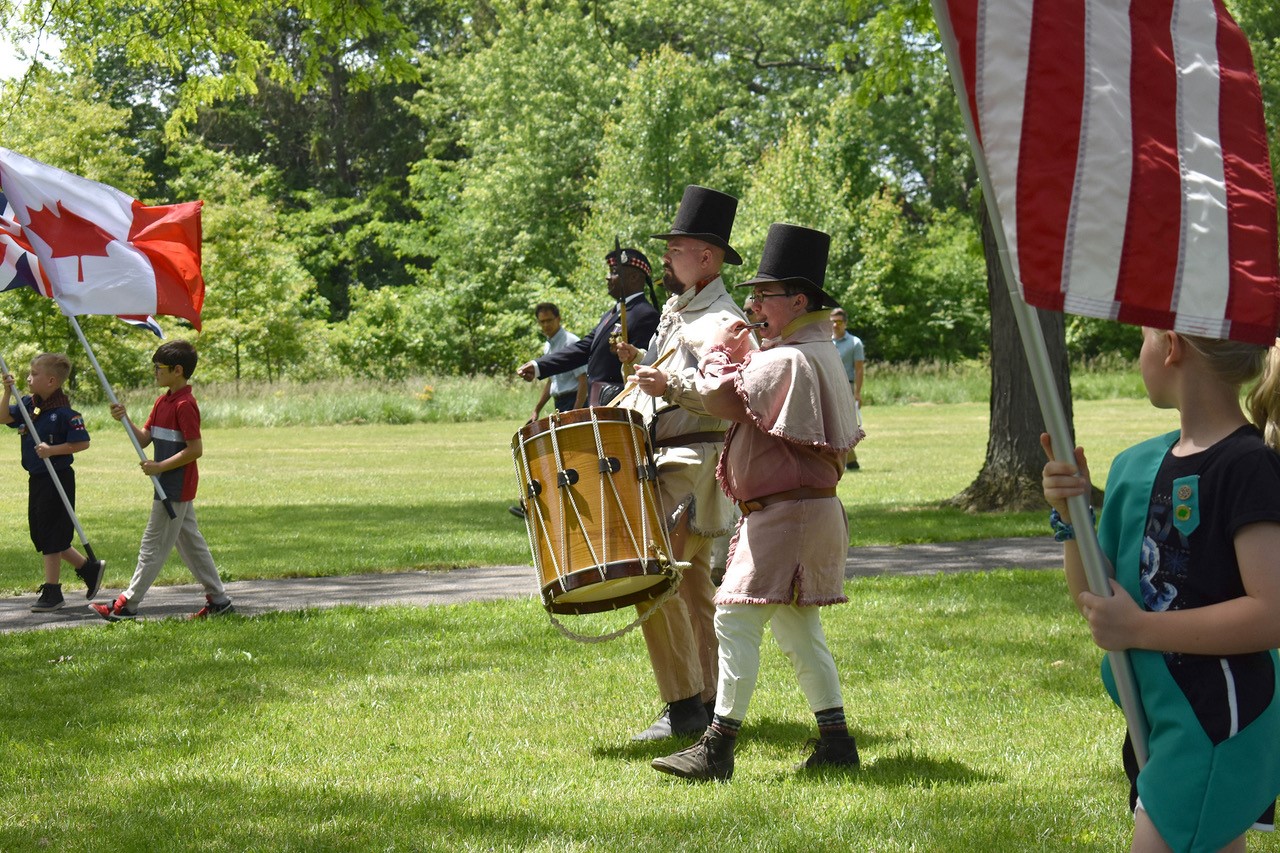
[737,486,837,516]
[653,431,725,449]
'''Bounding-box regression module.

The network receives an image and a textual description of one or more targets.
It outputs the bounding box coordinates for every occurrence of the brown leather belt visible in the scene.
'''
[737,486,837,516]
[653,431,725,449]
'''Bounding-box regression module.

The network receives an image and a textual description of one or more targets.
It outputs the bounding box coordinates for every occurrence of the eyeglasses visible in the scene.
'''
[747,291,791,304]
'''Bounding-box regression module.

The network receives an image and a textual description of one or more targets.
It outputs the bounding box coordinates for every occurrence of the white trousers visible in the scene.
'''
[122,501,227,607]
[713,603,843,721]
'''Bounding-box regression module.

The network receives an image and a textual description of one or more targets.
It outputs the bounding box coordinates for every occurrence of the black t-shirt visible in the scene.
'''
[1142,425,1280,743]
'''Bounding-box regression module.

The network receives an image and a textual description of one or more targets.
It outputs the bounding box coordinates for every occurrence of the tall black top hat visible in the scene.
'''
[651,185,743,265]
[738,223,840,309]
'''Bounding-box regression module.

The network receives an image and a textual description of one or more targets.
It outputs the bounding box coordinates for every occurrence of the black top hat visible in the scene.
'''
[738,223,840,309]
[605,240,652,281]
[650,185,743,265]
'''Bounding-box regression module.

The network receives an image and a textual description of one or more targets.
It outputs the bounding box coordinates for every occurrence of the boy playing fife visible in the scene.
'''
[93,340,233,621]
[1,353,106,612]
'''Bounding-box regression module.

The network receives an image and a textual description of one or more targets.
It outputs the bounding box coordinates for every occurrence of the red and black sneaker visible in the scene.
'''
[90,594,136,622]
[190,596,235,620]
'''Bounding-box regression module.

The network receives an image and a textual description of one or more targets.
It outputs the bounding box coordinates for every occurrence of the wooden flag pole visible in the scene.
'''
[0,351,102,566]
[932,0,1149,766]
[62,308,177,520]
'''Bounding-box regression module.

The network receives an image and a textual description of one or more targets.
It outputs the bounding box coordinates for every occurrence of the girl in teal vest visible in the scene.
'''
[1043,328,1280,853]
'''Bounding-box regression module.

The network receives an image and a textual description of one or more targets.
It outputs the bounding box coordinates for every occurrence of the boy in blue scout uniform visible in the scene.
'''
[1,353,105,612]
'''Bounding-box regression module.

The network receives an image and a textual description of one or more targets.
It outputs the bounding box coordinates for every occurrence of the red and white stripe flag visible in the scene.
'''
[0,148,205,330]
[934,0,1280,345]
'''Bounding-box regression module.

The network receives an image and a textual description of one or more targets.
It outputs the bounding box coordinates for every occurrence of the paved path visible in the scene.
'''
[0,537,1062,633]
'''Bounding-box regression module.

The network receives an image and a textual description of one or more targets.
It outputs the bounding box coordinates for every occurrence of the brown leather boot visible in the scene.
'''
[631,696,709,742]
[651,729,735,781]
[795,735,860,770]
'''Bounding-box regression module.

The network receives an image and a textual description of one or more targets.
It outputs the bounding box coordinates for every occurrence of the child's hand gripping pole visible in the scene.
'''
[61,310,176,519]
[0,352,101,564]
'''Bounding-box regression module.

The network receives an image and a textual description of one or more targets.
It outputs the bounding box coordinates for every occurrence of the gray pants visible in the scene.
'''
[122,500,228,608]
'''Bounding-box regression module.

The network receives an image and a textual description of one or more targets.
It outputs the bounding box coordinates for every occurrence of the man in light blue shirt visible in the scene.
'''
[511,303,587,519]
[830,307,864,470]
[530,302,587,421]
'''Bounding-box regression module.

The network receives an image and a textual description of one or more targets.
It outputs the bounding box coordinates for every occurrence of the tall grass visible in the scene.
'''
[98,375,537,430]
[864,357,1142,406]
[85,359,1143,430]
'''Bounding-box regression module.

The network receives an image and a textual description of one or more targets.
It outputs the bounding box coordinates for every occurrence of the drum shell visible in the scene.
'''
[512,407,673,615]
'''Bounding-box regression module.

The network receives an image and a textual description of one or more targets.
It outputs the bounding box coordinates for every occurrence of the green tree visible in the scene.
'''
[575,45,738,306]
[166,142,326,384]
[0,0,424,136]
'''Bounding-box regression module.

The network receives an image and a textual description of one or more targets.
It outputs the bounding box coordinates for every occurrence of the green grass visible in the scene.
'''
[7,571,1265,852]
[0,399,1180,596]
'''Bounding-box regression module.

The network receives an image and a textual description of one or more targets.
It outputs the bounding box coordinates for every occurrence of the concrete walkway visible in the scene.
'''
[0,537,1063,633]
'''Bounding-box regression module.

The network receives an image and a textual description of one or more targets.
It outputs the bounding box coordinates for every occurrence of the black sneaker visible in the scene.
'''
[76,559,106,599]
[508,504,526,519]
[191,596,235,619]
[31,583,65,613]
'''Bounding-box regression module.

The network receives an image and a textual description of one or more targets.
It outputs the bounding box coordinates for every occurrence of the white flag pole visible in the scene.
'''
[60,306,177,520]
[0,352,101,565]
[932,0,1149,766]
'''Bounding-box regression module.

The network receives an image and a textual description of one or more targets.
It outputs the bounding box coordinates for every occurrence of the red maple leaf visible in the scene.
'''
[25,202,116,282]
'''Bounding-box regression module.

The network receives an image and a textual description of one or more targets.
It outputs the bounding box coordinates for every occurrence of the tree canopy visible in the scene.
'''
[0,0,1274,385]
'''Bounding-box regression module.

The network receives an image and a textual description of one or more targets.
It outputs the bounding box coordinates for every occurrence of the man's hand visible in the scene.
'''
[634,366,668,398]
[109,403,128,422]
[710,319,754,363]
[614,340,639,364]
[516,361,538,382]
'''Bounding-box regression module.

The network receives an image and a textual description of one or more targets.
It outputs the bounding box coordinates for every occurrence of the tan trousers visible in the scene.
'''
[636,530,718,704]
[121,500,227,608]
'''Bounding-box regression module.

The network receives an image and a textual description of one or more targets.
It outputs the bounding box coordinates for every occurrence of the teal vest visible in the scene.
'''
[1098,431,1280,851]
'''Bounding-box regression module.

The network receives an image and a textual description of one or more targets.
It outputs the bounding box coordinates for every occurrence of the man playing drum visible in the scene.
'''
[517,245,660,407]
[616,185,749,741]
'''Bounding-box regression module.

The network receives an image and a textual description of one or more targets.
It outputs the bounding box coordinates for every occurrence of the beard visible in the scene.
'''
[661,266,689,295]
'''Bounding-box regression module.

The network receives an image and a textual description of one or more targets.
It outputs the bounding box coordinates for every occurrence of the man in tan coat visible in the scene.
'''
[617,185,749,740]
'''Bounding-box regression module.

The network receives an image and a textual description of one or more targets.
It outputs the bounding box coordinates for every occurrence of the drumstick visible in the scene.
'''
[606,347,677,407]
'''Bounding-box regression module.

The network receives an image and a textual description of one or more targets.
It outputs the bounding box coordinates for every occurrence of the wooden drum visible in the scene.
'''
[511,407,675,615]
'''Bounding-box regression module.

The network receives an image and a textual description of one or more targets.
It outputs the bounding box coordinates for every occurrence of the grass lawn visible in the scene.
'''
[0,399,1178,597]
[8,570,1272,852]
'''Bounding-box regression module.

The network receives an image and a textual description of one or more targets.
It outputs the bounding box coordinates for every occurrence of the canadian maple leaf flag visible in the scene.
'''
[934,0,1280,345]
[0,149,204,329]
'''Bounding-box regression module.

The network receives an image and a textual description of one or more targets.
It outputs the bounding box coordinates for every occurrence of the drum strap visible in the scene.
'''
[737,486,838,517]
[653,431,725,448]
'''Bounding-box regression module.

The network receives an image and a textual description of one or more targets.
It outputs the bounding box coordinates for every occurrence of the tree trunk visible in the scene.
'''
[948,204,1074,512]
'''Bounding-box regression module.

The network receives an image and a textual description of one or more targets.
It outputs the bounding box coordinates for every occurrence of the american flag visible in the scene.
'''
[935,0,1280,345]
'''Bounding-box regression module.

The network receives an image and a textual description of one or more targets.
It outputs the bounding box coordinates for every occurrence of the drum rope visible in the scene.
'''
[511,439,549,582]
[548,415,605,584]
[590,409,646,570]
[547,555,689,643]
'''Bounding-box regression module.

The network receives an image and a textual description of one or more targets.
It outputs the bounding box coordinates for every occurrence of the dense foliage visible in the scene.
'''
[0,0,1274,384]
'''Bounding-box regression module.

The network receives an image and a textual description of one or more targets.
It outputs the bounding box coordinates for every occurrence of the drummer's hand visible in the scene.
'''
[614,340,639,364]
[711,319,754,362]
[634,365,668,398]
[516,361,537,382]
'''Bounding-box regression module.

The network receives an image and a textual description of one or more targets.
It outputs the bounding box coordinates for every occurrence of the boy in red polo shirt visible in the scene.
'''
[92,340,233,621]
